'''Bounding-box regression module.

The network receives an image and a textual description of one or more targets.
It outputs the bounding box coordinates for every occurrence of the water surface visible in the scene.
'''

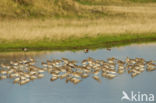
[0,43,156,103]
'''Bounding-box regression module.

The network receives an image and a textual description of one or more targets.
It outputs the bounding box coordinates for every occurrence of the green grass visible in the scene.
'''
[0,33,156,52]
[76,0,156,5]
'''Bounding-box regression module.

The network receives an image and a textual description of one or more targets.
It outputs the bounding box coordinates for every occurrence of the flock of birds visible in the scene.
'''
[0,57,155,85]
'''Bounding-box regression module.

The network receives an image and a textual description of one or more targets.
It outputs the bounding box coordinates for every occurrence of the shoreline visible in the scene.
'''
[0,33,156,52]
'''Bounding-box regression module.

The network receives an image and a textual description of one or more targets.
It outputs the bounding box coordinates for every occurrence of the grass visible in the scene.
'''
[0,0,156,51]
[0,0,108,19]
[76,0,156,5]
[1,0,156,19]
[1,16,156,40]
[0,33,156,52]
[0,11,156,51]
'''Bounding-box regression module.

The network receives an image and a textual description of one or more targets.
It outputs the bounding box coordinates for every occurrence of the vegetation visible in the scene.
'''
[0,33,156,51]
[0,0,156,19]
[0,0,156,51]
[76,0,156,5]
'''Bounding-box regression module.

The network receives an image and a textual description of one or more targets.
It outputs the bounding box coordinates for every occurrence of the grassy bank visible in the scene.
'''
[0,14,156,51]
[0,0,156,19]
[0,0,156,51]
[1,16,156,40]
[0,33,156,51]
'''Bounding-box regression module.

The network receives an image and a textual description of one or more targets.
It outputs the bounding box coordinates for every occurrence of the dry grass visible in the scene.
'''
[1,0,156,18]
[0,1,156,42]
[0,14,156,41]
[0,19,156,40]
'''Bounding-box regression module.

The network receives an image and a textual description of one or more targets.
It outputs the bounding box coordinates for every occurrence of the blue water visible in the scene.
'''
[0,43,156,103]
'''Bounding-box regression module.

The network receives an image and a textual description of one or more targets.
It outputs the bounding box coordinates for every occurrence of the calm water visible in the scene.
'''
[0,43,156,103]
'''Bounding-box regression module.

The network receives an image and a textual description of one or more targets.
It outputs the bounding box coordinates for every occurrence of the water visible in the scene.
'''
[0,43,156,103]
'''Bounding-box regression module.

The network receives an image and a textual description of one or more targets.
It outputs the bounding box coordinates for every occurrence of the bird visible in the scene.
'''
[50,76,58,81]
[84,49,89,53]
[0,57,155,85]
[131,72,140,78]
[22,48,28,52]
[106,48,111,51]
[81,73,89,78]
[92,75,101,83]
